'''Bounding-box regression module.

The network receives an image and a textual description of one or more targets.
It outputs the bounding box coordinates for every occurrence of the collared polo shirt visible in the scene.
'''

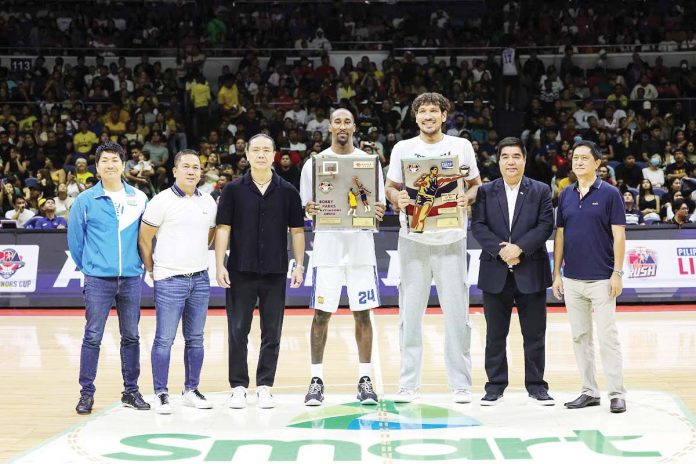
[556,177,626,280]
[142,183,217,280]
[216,172,304,274]
[24,215,67,229]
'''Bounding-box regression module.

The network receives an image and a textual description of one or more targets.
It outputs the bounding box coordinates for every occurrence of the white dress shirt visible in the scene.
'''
[505,180,521,231]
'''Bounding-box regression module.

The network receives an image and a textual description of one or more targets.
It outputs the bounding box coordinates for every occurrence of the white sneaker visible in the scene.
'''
[154,392,172,415]
[182,389,213,409]
[227,386,247,409]
[453,389,472,404]
[256,385,276,409]
[393,388,418,403]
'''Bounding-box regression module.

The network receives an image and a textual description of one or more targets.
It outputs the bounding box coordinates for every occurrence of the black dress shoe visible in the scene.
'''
[121,391,151,410]
[529,391,555,406]
[480,392,503,406]
[610,398,626,413]
[564,394,600,409]
[76,394,94,415]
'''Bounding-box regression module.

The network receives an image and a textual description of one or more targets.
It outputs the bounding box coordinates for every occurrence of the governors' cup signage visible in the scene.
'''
[0,245,39,292]
[313,153,379,231]
[401,154,468,233]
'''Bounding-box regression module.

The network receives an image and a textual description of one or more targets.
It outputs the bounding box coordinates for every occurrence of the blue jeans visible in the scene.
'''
[79,275,142,396]
[151,271,210,394]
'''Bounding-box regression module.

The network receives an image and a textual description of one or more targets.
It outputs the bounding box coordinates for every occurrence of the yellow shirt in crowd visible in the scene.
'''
[217,85,239,110]
[73,131,99,154]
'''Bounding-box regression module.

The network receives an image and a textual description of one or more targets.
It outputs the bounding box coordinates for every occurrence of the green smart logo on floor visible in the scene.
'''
[12,392,695,463]
[102,400,664,462]
[103,430,661,462]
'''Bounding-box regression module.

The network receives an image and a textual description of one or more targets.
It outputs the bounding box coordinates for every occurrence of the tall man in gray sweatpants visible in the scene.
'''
[385,92,482,403]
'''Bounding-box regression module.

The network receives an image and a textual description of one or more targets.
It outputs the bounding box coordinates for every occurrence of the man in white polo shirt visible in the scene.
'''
[138,149,217,414]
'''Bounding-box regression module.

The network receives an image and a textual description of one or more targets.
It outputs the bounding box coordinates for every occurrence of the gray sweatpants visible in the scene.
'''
[398,236,472,391]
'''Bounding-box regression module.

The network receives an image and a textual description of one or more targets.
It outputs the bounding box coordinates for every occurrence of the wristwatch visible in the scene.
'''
[612,269,624,277]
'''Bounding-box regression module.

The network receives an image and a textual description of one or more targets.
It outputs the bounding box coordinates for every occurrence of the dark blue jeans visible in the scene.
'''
[151,271,210,394]
[79,275,142,396]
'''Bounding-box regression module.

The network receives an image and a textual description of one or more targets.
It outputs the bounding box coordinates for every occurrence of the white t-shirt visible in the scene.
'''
[105,188,127,220]
[642,167,665,188]
[5,209,35,228]
[300,148,386,267]
[141,187,217,280]
[53,195,74,217]
[284,109,308,125]
[306,118,330,140]
[387,134,480,245]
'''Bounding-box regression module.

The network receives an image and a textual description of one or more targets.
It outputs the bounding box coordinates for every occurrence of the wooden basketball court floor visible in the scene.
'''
[1,305,695,463]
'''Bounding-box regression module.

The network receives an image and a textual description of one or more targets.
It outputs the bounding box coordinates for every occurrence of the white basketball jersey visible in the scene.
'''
[502,48,517,76]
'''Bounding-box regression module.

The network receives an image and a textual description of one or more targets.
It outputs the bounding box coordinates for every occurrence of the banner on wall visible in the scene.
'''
[1,230,695,308]
[0,245,39,292]
[623,241,696,287]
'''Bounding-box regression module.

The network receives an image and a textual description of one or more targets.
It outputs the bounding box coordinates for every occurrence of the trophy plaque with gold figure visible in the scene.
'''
[312,153,379,231]
[401,154,470,233]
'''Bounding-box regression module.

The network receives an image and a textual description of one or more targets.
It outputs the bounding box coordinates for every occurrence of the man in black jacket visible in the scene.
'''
[471,137,554,406]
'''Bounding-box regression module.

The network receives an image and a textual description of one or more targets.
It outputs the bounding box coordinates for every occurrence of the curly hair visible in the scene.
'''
[411,92,451,117]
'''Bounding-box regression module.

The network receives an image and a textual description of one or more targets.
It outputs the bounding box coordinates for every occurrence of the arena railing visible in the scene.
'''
[393,44,696,55]
[3,41,696,57]
[0,43,394,57]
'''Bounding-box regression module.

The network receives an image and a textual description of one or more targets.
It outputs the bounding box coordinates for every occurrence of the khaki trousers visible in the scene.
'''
[563,277,626,399]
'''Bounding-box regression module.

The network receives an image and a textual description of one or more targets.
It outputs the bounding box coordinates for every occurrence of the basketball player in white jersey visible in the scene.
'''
[501,46,521,111]
[300,108,386,406]
[385,92,482,404]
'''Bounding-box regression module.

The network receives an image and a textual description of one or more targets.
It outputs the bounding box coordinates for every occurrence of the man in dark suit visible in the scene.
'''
[471,137,554,406]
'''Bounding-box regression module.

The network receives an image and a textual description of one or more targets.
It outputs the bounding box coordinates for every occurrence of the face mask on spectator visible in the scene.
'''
[650,157,660,167]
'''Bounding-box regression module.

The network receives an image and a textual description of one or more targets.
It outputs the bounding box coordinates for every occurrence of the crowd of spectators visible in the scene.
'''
[517,48,696,226]
[1,1,695,53]
[0,2,695,228]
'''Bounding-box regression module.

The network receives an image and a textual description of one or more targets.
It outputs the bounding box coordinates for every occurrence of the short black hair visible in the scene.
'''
[571,139,601,160]
[95,141,125,162]
[673,198,690,213]
[497,137,527,158]
[174,149,200,166]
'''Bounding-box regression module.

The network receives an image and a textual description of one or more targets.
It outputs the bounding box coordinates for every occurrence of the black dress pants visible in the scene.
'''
[482,271,548,395]
[226,270,286,388]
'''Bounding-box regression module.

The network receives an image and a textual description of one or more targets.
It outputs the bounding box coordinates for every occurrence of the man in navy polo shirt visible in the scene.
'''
[24,198,67,229]
[552,140,627,414]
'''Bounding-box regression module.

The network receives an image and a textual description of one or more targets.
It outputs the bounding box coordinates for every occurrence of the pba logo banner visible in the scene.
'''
[0,246,38,292]
[626,247,658,278]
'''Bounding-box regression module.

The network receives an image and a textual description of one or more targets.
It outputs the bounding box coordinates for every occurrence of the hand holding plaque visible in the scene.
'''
[401,155,469,233]
[312,153,379,231]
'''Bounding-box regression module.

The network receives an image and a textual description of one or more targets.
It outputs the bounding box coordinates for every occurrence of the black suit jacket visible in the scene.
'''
[471,176,554,294]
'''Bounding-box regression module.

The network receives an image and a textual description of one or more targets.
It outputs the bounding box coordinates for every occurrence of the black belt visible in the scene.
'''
[176,270,207,278]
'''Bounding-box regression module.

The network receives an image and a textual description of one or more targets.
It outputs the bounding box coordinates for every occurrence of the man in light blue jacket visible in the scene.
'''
[68,141,150,415]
